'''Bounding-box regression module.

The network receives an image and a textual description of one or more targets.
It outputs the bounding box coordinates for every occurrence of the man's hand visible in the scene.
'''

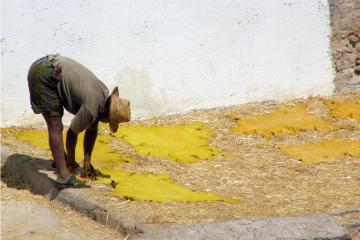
[82,159,98,179]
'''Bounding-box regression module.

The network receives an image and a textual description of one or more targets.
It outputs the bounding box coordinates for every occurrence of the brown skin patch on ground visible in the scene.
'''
[2,90,360,224]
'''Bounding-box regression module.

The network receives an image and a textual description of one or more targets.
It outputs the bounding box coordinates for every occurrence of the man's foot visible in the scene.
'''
[54,168,75,185]
[56,175,76,186]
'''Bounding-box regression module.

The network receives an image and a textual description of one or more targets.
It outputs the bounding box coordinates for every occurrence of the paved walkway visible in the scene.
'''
[2,200,107,240]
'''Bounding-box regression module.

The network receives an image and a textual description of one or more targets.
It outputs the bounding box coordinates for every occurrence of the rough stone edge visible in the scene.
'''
[137,214,350,240]
[0,149,354,240]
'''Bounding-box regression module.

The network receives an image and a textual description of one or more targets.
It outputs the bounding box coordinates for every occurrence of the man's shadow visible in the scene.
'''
[0,153,103,200]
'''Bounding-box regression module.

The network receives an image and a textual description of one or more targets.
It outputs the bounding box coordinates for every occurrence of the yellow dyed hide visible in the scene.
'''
[279,138,360,164]
[9,128,236,203]
[231,104,337,138]
[115,122,222,163]
[97,169,238,203]
[14,129,134,168]
[325,100,360,120]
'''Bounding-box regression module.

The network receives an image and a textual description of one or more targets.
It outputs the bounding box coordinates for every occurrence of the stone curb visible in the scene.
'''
[1,150,354,240]
[1,151,141,236]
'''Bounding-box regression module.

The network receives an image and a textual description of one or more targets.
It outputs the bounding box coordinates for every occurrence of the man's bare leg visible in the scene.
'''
[43,114,73,182]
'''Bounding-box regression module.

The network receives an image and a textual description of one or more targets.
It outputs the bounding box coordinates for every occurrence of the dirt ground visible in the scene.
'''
[1,90,360,224]
[0,180,126,239]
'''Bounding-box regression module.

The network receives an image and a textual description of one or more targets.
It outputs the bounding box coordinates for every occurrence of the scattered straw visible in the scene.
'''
[2,90,360,224]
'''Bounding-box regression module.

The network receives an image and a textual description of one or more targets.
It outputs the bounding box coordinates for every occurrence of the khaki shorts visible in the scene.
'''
[27,56,63,116]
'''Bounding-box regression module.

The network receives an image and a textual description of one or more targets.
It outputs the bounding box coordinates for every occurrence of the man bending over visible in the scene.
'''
[27,54,131,185]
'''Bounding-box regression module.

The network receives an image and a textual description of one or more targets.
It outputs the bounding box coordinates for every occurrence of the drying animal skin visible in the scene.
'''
[231,103,338,138]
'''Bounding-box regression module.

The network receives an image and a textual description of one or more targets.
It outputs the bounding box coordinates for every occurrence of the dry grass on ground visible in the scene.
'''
[1,90,360,224]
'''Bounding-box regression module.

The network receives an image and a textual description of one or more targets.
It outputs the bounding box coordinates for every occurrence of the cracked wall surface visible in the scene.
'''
[329,0,360,91]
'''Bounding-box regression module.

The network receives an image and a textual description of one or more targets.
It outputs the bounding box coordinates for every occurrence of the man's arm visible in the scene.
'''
[83,120,99,177]
[66,128,79,172]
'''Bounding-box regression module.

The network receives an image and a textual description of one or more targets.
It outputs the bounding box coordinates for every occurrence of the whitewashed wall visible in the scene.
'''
[1,0,333,127]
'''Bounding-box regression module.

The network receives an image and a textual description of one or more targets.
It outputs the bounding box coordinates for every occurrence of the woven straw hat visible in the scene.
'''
[109,87,131,133]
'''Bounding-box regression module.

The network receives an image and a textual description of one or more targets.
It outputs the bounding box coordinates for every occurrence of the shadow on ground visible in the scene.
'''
[1,153,89,200]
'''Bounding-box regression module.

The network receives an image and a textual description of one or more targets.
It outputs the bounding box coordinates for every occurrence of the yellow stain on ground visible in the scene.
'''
[13,129,134,168]
[231,103,338,138]
[115,122,222,164]
[7,128,236,203]
[325,100,360,120]
[97,169,238,203]
[279,138,360,164]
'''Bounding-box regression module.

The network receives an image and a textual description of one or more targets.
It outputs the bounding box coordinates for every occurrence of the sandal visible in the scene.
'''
[56,175,76,186]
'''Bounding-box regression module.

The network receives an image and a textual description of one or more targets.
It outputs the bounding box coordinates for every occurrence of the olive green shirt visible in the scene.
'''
[49,54,109,134]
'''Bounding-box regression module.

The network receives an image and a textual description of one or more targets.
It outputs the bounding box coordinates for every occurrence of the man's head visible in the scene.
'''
[105,87,131,132]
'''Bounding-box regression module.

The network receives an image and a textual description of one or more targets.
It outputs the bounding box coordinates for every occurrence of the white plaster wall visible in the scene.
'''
[1,0,333,127]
